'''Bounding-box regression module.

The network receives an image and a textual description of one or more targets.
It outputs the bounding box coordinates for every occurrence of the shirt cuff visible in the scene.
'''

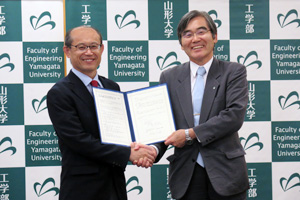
[150,145,159,155]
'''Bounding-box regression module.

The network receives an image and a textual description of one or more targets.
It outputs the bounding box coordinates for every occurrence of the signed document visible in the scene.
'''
[93,84,175,146]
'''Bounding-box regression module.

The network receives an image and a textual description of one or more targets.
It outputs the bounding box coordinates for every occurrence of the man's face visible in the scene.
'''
[180,16,217,66]
[63,27,104,78]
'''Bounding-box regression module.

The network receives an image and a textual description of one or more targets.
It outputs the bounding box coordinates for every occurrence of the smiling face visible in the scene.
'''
[180,16,217,66]
[63,27,104,78]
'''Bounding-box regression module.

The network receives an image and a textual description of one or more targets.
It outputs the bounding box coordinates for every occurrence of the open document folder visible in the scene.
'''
[93,84,176,146]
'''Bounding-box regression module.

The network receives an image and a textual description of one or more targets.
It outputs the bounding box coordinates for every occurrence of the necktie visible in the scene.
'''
[91,80,98,87]
[193,67,206,167]
[90,80,99,96]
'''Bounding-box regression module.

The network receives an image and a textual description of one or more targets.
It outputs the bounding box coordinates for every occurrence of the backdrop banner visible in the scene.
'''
[0,0,299,199]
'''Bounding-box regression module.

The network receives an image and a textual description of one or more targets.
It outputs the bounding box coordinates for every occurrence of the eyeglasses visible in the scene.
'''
[182,28,211,39]
[70,43,102,52]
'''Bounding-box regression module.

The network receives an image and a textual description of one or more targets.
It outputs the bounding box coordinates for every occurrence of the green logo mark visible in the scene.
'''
[115,10,140,29]
[156,52,181,70]
[278,91,300,110]
[126,176,143,194]
[277,9,300,28]
[280,173,300,192]
[0,137,16,155]
[0,53,15,72]
[240,133,263,151]
[30,11,56,30]
[32,95,47,113]
[34,177,59,197]
[208,10,222,28]
[237,51,262,69]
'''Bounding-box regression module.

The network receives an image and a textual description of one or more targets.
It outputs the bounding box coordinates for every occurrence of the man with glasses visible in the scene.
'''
[153,10,249,199]
[47,25,156,200]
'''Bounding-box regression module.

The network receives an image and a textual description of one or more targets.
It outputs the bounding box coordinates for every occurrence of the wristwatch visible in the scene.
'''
[185,129,193,145]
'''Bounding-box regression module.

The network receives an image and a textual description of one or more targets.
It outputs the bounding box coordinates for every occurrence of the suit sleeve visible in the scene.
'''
[194,63,248,146]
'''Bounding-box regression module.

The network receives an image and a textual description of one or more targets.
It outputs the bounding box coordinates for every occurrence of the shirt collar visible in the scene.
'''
[72,68,100,86]
[190,57,213,78]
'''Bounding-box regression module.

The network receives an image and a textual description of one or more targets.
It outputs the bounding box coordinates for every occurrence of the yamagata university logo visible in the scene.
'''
[208,10,222,28]
[237,51,262,69]
[280,173,300,192]
[34,177,59,197]
[0,53,14,72]
[115,10,140,29]
[277,9,300,28]
[156,52,181,71]
[0,137,16,156]
[30,11,56,30]
[278,91,300,110]
[126,176,143,195]
[240,132,264,151]
[32,95,47,113]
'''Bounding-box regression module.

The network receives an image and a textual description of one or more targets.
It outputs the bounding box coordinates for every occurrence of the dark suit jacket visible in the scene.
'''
[47,70,131,200]
[155,58,249,199]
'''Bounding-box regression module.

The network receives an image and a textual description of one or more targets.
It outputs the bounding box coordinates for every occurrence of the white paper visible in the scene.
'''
[93,89,132,146]
[93,84,175,146]
[127,85,175,144]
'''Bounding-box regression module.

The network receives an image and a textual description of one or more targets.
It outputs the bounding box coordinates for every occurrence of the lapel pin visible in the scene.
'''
[213,86,216,89]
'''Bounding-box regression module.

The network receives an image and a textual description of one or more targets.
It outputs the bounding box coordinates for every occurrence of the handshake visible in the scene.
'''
[128,129,191,168]
[129,143,157,168]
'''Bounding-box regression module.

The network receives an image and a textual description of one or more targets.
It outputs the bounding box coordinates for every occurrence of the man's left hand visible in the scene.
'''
[164,129,186,148]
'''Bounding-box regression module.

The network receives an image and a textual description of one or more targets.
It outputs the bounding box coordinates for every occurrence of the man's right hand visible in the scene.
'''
[129,143,157,168]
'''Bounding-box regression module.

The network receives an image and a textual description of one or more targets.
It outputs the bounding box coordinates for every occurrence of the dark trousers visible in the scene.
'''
[179,164,247,200]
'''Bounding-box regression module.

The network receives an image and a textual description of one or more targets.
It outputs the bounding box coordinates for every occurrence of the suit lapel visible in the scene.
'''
[99,76,112,89]
[67,71,95,107]
[200,58,221,123]
[176,63,194,128]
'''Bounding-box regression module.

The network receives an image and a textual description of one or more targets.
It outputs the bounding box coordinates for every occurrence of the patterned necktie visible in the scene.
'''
[91,80,98,87]
[193,67,206,167]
